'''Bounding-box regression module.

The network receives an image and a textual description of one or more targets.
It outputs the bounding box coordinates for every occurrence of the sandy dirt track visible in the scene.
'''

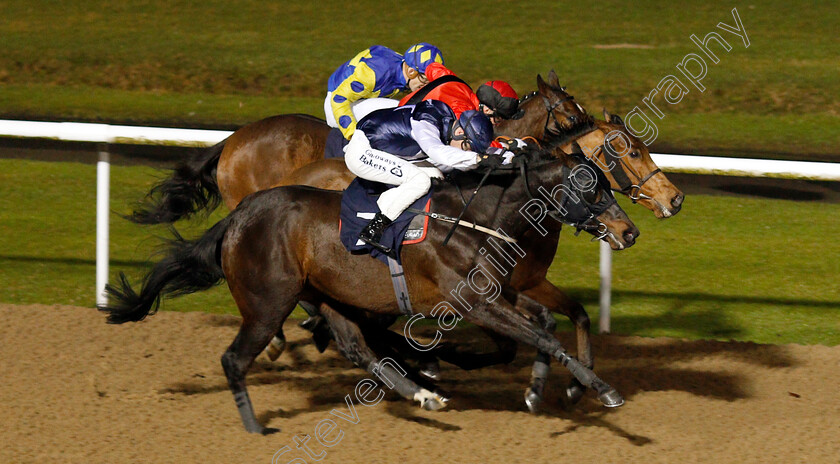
[2,303,838,464]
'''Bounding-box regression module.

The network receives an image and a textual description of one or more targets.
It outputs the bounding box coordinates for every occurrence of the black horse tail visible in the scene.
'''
[99,216,233,324]
[128,140,226,224]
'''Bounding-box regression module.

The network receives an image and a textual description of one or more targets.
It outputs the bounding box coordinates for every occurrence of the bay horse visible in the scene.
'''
[266,116,653,412]
[101,150,638,434]
[271,109,685,218]
[129,71,592,224]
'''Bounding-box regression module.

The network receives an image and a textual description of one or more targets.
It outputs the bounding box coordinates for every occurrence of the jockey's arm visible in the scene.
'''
[330,63,380,139]
[410,119,480,171]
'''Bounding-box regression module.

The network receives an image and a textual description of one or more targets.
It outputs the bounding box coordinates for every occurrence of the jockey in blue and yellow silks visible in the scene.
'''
[325,43,444,139]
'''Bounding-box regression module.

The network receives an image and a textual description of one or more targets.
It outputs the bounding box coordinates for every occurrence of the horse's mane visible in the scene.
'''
[432,144,577,192]
[540,113,597,151]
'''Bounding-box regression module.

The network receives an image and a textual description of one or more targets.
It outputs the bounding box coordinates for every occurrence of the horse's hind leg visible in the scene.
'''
[222,293,297,435]
[319,304,448,411]
[266,301,330,361]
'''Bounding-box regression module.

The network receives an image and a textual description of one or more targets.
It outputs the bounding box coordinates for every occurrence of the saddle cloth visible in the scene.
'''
[339,178,431,264]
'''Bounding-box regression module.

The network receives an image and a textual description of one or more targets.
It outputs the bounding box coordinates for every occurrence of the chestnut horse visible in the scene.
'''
[102,150,636,434]
[129,71,590,224]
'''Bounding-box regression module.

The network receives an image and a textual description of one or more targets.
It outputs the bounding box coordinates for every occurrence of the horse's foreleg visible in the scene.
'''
[512,291,556,413]
[459,295,622,408]
[319,304,448,411]
[523,280,592,407]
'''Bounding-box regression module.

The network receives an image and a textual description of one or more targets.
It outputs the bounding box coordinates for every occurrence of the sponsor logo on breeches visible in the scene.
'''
[360,149,400,175]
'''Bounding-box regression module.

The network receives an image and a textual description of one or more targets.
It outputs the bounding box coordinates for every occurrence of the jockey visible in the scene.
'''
[399,65,524,124]
[475,80,525,123]
[344,100,499,253]
[326,43,444,140]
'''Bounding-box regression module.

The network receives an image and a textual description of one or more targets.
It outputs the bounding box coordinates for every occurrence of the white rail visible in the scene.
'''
[1,119,838,326]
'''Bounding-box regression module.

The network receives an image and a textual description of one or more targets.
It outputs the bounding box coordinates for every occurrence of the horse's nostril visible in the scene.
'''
[671,193,684,208]
[622,229,638,245]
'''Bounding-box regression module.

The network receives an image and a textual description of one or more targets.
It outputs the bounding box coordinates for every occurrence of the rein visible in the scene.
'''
[440,167,495,246]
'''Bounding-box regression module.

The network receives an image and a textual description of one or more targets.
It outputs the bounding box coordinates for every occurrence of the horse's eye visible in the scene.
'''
[630,151,640,158]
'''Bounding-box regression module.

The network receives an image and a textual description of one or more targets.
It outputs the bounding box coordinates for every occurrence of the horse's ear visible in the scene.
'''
[547,69,561,87]
[603,108,623,125]
[537,74,549,93]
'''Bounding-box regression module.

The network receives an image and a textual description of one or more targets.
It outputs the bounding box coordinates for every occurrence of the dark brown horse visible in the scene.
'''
[102,150,637,434]
[266,120,649,412]
[129,71,591,223]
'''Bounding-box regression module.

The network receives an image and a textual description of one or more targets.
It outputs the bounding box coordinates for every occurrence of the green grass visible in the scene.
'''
[1,0,838,158]
[1,158,838,345]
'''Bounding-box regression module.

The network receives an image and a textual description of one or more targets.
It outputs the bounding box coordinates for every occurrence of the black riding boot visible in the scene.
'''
[359,212,393,254]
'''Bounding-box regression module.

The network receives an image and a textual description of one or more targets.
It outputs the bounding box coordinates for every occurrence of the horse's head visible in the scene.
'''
[562,109,685,219]
[535,70,588,135]
[517,149,639,250]
[496,70,587,140]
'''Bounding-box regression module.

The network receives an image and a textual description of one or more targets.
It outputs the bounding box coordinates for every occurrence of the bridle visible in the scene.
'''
[516,155,617,240]
[571,136,662,204]
[540,90,577,137]
[440,153,618,246]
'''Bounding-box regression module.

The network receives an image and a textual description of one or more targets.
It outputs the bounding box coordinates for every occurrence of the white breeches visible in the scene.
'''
[323,93,399,129]
[344,131,442,221]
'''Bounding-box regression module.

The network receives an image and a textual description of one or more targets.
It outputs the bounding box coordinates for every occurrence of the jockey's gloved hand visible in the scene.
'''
[477,153,504,169]
[483,147,514,165]
[505,138,530,156]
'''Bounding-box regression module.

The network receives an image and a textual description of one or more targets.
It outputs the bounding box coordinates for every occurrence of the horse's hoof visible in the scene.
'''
[419,362,441,381]
[565,382,586,406]
[524,388,542,414]
[598,388,625,408]
[299,315,322,331]
[415,389,449,411]
[245,424,280,435]
[266,336,286,361]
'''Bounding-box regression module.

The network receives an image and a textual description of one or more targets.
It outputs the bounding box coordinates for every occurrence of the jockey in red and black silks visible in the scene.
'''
[399,63,524,125]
